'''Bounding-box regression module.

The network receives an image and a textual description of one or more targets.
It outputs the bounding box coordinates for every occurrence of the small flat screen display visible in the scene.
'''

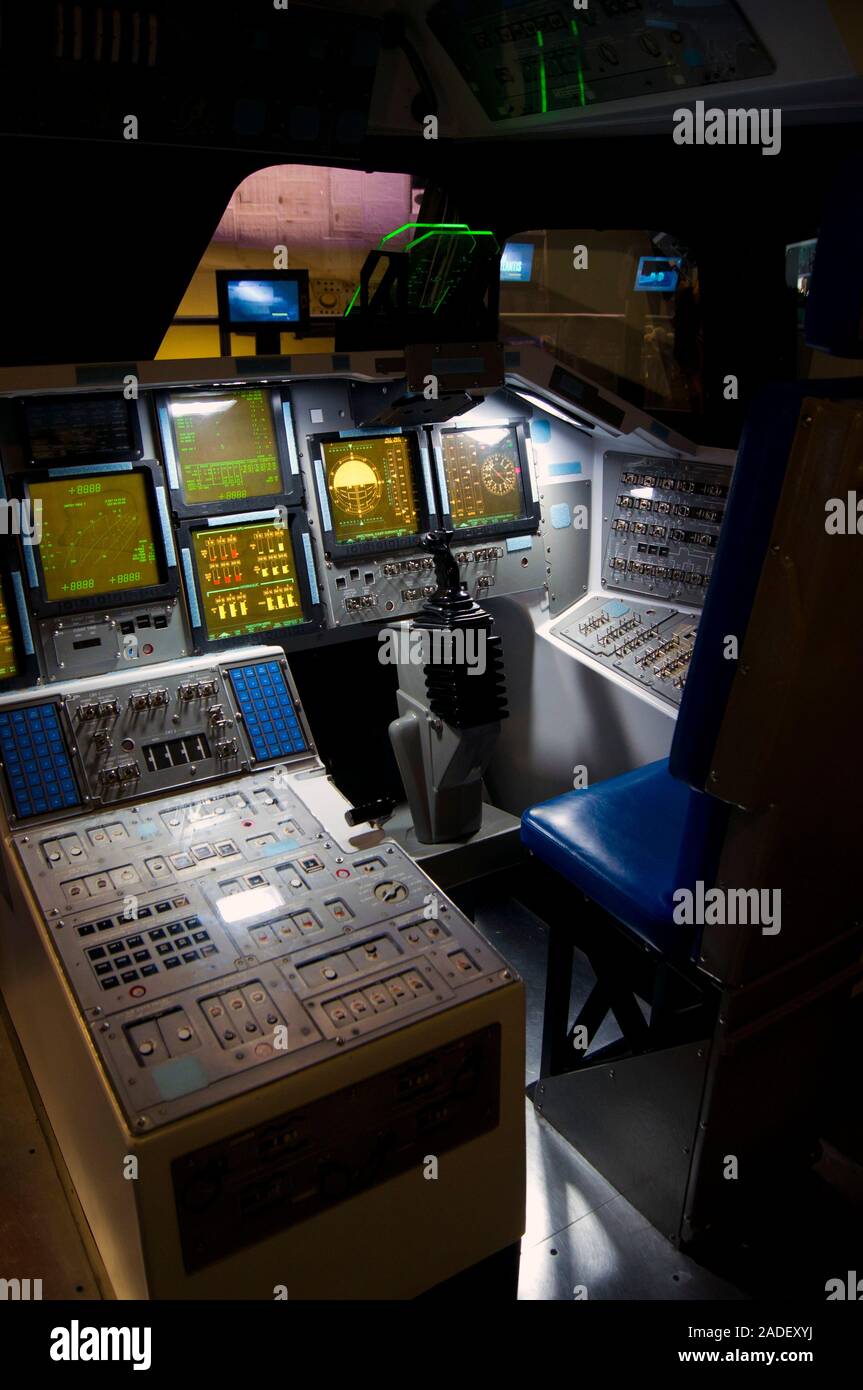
[634,257,680,292]
[29,473,160,603]
[227,277,301,324]
[500,242,534,282]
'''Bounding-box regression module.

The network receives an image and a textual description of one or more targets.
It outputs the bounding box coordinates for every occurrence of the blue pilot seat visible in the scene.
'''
[521,758,722,961]
[521,372,863,1076]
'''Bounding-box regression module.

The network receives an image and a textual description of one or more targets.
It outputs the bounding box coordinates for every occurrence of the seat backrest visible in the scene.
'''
[672,154,863,794]
[805,154,863,359]
[669,378,863,795]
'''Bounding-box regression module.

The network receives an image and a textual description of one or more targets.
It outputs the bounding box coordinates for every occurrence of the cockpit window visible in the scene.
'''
[158,164,421,360]
[500,229,704,420]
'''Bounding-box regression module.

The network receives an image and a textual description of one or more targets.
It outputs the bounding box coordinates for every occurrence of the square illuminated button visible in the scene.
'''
[215,883,285,925]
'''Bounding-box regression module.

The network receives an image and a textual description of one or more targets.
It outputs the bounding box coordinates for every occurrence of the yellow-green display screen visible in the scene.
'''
[0,587,18,680]
[30,474,160,602]
[441,426,525,528]
[169,389,283,505]
[321,435,421,545]
[191,520,306,641]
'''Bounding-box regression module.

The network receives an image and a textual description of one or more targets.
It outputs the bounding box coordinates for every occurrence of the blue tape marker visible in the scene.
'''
[531,420,551,444]
[23,540,38,588]
[11,570,34,655]
[48,462,132,477]
[281,399,300,475]
[155,486,177,567]
[301,532,319,605]
[548,461,582,477]
[550,503,572,530]
[180,547,202,628]
[341,426,402,436]
[207,509,279,528]
[157,400,180,490]
[506,535,532,553]
[314,457,333,532]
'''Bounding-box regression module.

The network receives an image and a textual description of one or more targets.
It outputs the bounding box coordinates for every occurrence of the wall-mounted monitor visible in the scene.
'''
[158,385,301,518]
[216,270,310,332]
[500,242,535,283]
[22,392,143,465]
[634,257,679,293]
[178,510,320,652]
[19,460,179,618]
[310,430,436,560]
[434,422,539,541]
[785,238,818,301]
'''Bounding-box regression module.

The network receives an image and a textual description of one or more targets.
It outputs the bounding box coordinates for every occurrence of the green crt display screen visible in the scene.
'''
[30,473,160,601]
[170,389,283,505]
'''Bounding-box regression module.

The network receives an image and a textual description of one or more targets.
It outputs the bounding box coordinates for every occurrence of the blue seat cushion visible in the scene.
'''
[521,759,724,958]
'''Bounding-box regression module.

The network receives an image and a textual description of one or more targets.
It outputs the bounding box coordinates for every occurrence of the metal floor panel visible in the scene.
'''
[519,1190,745,1302]
[524,1102,618,1249]
[0,1002,103,1300]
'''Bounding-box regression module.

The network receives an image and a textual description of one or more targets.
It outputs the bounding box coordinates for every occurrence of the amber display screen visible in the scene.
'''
[320,434,423,546]
[190,519,306,640]
[168,389,283,506]
[0,586,19,680]
[440,426,527,528]
[29,474,160,602]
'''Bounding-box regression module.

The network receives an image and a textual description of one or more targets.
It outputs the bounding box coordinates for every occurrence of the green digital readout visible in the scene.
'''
[0,586,18,680]
[169,389,283,505]
[30,474,160,602]
[321,434,422,545]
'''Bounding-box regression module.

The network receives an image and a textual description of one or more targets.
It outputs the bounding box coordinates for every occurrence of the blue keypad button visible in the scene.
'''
[0,701,81,819]
[228,662,308,763]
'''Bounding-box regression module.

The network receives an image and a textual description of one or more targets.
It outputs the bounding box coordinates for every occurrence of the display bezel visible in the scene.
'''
[21,391,144,466]
[0,553,39,691]
[157,385,301,519]
[432,420,540,541]
[19,459,180,619]
[309,428,436,561]
[216,269,310,333]
[177,508,321,653]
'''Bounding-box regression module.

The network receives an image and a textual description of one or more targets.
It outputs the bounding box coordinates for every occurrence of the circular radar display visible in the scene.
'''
[481,453,517,496]
[331,454,383,517]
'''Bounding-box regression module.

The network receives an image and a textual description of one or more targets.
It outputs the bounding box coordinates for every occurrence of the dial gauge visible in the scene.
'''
[481,454,517,496]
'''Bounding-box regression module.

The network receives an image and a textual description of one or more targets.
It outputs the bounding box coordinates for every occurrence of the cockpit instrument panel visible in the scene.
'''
[22,392,143,465]
[428,0,774,122]
[21,462,178,618]
[179,512,320,652]
[158,386,301,517]
[312,431,431,558]
[435,423,539,539]
[601,452,727,604]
